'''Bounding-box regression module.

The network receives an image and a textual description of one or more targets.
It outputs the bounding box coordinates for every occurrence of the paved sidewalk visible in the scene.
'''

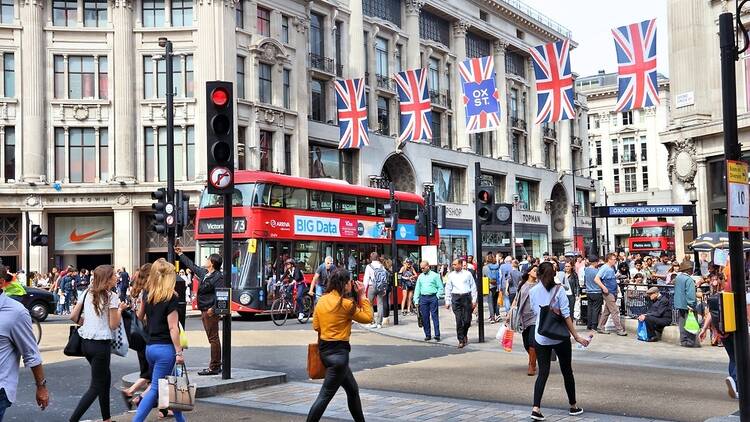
[202,381,668,422]
[363,306,729,373]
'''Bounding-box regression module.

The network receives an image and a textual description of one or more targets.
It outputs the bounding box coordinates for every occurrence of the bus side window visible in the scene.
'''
[399,201,418,220]
[310,190,332,212]
[270,185,285,208]
[357,197,377,216]
[334,194,357,214]
[253,183,271,207]
[285,187,309,210]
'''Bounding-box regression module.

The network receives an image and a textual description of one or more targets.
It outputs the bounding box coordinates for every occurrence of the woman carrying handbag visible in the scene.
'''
[133,259,186,422]
[307,268,373,422]
[69,265,128,422]
[528,262,590,421]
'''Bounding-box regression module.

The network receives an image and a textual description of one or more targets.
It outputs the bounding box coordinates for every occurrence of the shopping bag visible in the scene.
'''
[495,325,505,342]
[110,318,129,357]
[501,325,514,352]
[636,320,649,341]
[497,292,504,308]
[684,310,700,335]
[307,343,326,379]
[158,363,196,412]
[179,323,189,349]
[508,306,522,332]
[482,276,490,295]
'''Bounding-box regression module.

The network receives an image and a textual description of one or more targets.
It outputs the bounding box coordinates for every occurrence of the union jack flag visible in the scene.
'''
[394,68,432,143]
[612,19,659,112]
[529,39,575,124]
[334,78,369,149]
[458,56,501,134]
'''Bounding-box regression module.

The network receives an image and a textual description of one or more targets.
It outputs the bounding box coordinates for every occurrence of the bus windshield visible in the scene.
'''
[199,184,257,208]
[197,240,262,291]
[631,226,674,237]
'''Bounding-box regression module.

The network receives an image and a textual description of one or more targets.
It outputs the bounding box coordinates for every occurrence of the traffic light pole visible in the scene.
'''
[474,162,485,343]
[389,182,399,326]
[720,11,750,418]
[222,192,232,380]
[24,212,30,286]
[163,39,176,264]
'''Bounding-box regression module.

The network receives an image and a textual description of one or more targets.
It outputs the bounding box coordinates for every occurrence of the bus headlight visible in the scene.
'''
[239,293,251,305]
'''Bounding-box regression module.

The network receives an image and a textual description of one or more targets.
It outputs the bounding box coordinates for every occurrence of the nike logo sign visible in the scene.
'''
[69,229,104,242]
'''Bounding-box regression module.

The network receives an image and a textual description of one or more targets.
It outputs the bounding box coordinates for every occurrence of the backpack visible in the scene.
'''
[488,265,500,286]
[371,264,389,295]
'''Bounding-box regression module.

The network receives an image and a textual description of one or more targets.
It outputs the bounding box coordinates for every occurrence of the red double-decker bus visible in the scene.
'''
[628,220,675,256]
[193,171,437,318]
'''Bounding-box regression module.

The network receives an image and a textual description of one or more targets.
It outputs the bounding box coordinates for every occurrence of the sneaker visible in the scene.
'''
[434,336,441,342]
[596,328,610,334]
[376,324,382,329]
[616,330,628,336]
[726,376,739,399]
[530,410,545,420]
[368,323,377,328]
[298,312,305,320]
[569,407,583,416]
[424,336,432,341]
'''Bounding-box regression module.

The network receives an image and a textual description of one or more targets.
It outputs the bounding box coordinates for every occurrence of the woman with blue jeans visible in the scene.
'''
[134,258,186,422]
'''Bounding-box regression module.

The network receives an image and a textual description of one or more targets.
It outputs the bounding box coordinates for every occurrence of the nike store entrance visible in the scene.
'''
[50,214,113,270]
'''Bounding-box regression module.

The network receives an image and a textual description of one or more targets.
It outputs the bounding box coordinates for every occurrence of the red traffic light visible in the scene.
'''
[478,189,492,203]
[211,88,229,107]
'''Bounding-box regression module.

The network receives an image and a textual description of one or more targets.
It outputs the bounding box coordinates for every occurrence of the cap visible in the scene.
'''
[678,261,694,273]
[646,286,660,295]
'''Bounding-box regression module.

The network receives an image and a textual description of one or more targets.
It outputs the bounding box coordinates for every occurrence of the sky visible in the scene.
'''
[522,0,669,77]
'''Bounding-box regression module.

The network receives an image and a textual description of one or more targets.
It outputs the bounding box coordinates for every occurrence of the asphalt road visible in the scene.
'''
[6,314,740,422]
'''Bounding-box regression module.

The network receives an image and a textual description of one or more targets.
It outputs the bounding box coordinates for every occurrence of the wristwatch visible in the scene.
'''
[36,378,47,387]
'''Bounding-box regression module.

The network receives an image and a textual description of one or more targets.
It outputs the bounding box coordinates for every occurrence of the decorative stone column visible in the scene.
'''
[452,20,470,152]
[113,206,135,273]
[294,17,310,177]
[20,1,45,182]
[404,0,423,69]
[493,39,509,160]
[527,58,543,166]
[366,29,378,128]
[112,0,136,182]
[558,120,571,171]
[348,0,365,77]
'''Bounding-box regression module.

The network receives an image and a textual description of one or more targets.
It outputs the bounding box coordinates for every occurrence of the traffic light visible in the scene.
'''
[206,81,234,195]
[383,200,398,230]
[30,224,48,246]
[175,190,189,238]
[415,206,427,236]
[476,186,495,225]
[151,188,168,234]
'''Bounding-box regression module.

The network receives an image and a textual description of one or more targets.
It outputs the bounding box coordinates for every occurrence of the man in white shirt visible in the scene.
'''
[444,258,477,348]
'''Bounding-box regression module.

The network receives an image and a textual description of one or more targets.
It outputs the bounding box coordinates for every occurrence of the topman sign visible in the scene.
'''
[593,205,695,218]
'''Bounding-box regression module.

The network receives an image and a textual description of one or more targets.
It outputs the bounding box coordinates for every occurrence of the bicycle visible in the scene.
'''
[270,281,312,326]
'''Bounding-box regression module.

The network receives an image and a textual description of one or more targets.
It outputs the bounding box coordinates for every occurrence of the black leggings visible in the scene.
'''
[307,340,364,422]
[522,325,536,352]
[70,339,112,422]
[533,339,576,408]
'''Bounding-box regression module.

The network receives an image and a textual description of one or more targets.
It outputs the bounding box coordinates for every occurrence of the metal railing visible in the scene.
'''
[510,116,526,130]
[376,74,394,91]
[619,283,709,325]
[429,90,451,108]
[571,136,582,148]
[497,0,572,38]
[543,125,556,139]
[309,53,335,74]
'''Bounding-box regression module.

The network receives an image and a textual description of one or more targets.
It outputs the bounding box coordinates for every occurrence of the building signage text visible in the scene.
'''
[520,213,541,223]
[445,206,463,217]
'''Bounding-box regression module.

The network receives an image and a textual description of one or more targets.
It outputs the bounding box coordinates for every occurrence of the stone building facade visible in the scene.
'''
[0,0,593,274]
[577,71,674,255]
[662,1,750,253]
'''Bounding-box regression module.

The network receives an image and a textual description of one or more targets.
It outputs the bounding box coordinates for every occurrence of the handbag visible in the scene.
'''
[538,285,570,341]
[508,306,522,333]
[63,291,87,357]
[111,318,129,357]
[158,363,196,412]
[307,341,326,380]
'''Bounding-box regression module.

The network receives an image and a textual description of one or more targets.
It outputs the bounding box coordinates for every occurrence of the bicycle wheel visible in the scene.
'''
[32,318,42,345]
[270,298,289,326]
[299,295,313,324]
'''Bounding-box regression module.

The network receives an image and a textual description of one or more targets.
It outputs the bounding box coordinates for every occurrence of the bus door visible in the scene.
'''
[265,240,292,281]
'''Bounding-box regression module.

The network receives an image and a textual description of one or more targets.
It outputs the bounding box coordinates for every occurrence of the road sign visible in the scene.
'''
[727,160,750,232]
[214,287,231,316]
[209,166,233,190]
